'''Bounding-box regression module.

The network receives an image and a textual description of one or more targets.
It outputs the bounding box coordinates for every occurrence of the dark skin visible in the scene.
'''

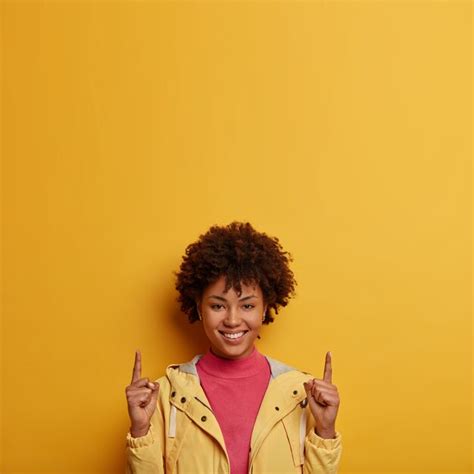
[304,351,340,438]
[125,350,159,437]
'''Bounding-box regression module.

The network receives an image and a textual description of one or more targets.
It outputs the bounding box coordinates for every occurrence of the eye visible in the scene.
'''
[210,304,224,310]
[243,304,255,310]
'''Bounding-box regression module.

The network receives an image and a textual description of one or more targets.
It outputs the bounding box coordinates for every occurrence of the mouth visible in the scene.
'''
[218,330,248,342]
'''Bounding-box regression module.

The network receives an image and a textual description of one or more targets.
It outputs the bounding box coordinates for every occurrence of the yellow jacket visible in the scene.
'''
[125,354,342,473]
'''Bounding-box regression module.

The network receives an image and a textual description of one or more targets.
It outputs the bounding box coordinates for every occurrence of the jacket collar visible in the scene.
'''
[177,353,295,380]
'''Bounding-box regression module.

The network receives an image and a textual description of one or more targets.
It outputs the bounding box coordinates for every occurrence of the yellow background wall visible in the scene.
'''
[1,1,471,473]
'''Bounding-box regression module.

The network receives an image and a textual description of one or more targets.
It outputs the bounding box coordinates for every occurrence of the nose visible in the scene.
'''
[223,307,241,327]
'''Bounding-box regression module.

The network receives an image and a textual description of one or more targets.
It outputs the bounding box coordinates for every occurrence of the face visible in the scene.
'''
[196,275,267,360]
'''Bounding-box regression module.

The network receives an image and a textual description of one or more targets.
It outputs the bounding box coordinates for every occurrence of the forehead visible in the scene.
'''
[203,275,261,296]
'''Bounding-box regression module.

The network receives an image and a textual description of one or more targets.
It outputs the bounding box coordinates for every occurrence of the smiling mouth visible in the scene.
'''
[218,330,248,341]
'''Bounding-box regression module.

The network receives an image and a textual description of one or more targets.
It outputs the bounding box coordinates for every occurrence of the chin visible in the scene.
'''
[214,345,253,360]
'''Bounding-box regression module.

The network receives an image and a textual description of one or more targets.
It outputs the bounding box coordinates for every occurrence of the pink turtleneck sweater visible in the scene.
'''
[196,346,271,474]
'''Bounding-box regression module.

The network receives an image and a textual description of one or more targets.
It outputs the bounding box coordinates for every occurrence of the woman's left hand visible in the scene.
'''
[303,351,340,439]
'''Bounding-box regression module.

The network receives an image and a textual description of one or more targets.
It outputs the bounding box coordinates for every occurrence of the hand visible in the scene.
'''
[303,351,340,439]
[125,350,160,437]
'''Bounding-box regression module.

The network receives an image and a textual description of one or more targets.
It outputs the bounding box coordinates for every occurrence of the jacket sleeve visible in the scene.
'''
[303,429,342,474]
[125,422,164,474]
[302,404,342,474]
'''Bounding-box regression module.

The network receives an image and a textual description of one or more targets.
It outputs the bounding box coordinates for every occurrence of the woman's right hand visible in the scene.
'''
[125,350,160,437]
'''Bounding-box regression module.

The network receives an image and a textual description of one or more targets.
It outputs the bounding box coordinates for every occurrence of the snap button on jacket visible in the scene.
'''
[125,354,342,473]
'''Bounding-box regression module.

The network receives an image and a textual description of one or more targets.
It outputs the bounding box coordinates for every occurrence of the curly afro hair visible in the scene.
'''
[174,221,297,324]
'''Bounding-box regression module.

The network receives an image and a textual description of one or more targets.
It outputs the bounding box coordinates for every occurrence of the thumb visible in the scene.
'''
[303,379,314,399]
[150,382,160,402]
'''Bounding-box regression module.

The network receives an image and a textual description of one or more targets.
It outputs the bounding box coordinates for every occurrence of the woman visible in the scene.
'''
[125,222,342,473]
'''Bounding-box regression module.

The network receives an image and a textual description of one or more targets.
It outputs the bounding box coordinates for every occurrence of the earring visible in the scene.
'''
[196,306,202,321]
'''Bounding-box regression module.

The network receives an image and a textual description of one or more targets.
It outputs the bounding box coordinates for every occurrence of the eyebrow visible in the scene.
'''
[207,295,258,302]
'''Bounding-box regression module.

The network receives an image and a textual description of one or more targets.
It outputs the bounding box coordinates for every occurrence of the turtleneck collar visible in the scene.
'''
[196,346,269,379]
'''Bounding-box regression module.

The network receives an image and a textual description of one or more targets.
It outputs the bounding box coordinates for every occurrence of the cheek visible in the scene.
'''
[201,315,225,337]
[202,319,217,334]
[247,317,263,331]
[202,324,219,344]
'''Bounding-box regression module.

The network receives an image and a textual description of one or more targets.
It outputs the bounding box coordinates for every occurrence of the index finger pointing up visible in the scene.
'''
[323,351,332,383]
[131,350,142,384]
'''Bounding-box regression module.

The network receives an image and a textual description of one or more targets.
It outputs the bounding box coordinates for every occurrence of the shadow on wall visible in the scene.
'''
[111,275,209,474]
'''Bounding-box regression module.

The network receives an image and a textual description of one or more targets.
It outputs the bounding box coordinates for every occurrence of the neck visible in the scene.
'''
[197,345,268,379]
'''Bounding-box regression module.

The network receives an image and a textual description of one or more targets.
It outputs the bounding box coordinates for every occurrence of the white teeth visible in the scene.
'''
[222,331,245,339]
